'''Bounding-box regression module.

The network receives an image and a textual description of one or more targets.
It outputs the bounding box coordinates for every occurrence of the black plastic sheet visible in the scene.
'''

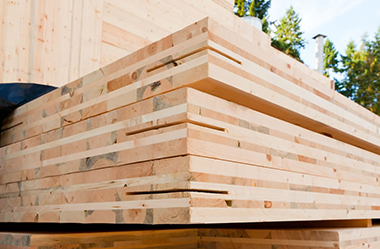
[0,83,57,121]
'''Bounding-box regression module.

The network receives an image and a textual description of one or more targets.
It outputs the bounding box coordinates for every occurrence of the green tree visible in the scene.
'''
[336,28,380,115]
[323,38,339,77]
[271,6,305,62]
[234,0,271,33]
[235,0,246,17]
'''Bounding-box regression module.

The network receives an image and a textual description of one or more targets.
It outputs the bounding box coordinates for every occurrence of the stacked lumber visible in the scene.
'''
[199,226,380,248]
[0,229,199,249]
[0,0,237,87]
[1,17,376,150]
[2,225,380,249]
[1,17,380,225]
[2,87,380,223]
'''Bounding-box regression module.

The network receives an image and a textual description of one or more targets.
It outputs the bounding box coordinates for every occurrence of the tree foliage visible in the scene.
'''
[234,0,246,17]
[234,2,380,116]
[271,6,305,62]
[335,28,380,115]
[323,38,339,77]
[234,2,306,62]
[234,0,271,33]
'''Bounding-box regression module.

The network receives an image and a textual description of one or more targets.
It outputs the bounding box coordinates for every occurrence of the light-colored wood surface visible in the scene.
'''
[0,0,235,87]
[2,87,380,224]
[1,17,379,155]
[0,229,199,249]
[199,226,380,249]
[2,225,380,248]
[0,0,104,86]
[1,18,380,225]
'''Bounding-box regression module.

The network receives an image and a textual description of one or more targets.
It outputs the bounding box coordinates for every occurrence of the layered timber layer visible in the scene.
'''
[1,18,380,224]
[2,225,380,249]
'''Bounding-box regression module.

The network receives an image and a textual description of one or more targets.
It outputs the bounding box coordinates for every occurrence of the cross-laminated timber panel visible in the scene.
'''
[1,18,380,225]
[1,17,379,157]
[2,87,380,224]
[2,225,380,248]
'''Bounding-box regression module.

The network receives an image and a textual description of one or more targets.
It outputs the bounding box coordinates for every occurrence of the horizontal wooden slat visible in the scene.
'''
[1,18,380,226]
[2,17,379,158]
[2,85,380,224]
[2,226,380,248]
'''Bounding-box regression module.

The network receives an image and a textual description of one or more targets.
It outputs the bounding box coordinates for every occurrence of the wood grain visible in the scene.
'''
[0,0,235,87]
[2,88,380,224]
[1,17,380,227]
[2,226,380,248]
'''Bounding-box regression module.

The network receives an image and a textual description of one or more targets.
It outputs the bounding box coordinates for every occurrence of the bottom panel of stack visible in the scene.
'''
[1,221,378,249]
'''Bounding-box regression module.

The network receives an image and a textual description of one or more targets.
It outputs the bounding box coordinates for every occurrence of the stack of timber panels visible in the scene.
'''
[2,17,380,247]
[2,226,380,249]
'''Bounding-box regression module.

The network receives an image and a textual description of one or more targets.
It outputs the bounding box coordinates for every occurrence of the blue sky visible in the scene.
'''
[268,0,380,70]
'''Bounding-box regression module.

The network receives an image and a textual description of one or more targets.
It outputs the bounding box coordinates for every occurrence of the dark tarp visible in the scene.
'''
[0,83,57,121]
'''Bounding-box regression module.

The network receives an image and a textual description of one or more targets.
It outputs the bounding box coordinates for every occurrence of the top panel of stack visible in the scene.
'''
[1,14,379,156]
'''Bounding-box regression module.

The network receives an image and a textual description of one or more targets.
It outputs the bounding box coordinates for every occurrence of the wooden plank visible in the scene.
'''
[1,17,212,126]
[79,0,103,78]
[2,0,20,82]
[100,0,246,65]
[41,0,56,86]
[2,87,379,186]
[17,0,32,82]
[68,0,82,81]
[2,18,380,226]
[101,20,150,57]
[54,0,72,85]
[3,226,380,248]
[0,44,209,144]
[31,0,47,83]
[198,226,380,248]
[2,16,379,158]
[3,87,380,224]
[0,0,5,82]
[0,229,199,248]
[100,40,130,67]
[0,0,260,86]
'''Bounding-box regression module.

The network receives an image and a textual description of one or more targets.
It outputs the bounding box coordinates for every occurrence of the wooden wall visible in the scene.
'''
[0,0,103,86]
[0,0,234,87]
[101,0,235,66]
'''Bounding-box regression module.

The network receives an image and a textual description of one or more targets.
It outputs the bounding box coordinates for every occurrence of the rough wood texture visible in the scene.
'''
[0,0,103,86]
[198,226,380,249]
[0,0,235,87]
[2,225,380,248]
[0,229,199,249]
[1,18,380,225]
[2,87,380,224]
[1,18,378,155]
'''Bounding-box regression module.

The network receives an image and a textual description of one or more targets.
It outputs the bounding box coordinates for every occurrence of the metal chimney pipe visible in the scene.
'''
[242,16,262,31]
[313,34,326,74]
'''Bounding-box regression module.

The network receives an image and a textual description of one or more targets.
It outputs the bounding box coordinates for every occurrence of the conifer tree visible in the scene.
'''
[323,38,339,77]
[336,28,380,115]
[271,6,305,62]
